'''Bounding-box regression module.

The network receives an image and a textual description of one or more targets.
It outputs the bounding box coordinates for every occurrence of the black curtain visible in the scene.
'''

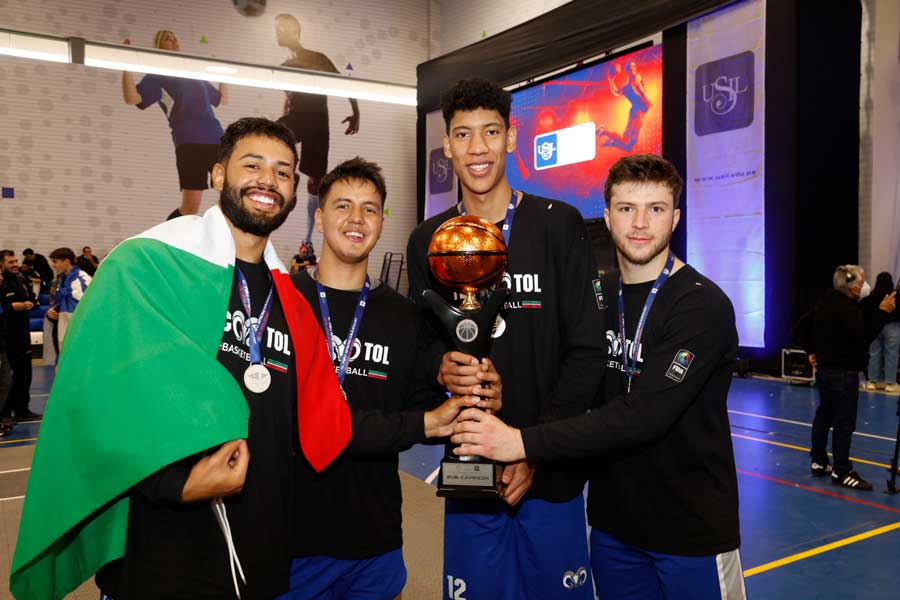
[417,0,735,111]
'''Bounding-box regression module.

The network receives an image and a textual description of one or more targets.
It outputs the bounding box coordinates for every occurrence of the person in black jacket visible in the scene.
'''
[22,248,53,288]
[860,271,900,392]
[407,78,605,600]
[0,250,40,423]
[449,154,747,599]
[0,260,12,436]
[798,265,895,490]
[286,157,502,600]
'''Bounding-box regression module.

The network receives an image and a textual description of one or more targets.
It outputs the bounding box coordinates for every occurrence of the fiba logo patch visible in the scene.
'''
[429,148,453,194]
[694,51,754,136]
[562,566,588,589]
[456,319,479,343]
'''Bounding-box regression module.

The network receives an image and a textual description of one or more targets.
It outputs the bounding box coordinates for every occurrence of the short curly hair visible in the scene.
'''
[441,78,511,133]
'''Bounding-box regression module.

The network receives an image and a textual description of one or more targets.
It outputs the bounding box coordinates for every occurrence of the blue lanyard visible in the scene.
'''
[235,267,274,365]
[314,272,370,386]
[459,190,517,247]
[617,253,675,393]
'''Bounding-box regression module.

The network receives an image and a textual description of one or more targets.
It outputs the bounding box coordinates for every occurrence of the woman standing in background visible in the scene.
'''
[862,271,900,392]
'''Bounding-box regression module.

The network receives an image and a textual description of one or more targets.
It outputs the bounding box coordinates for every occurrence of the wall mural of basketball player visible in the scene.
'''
[120,30,228,220]
[597,61,650,152]
[274,13,361,244]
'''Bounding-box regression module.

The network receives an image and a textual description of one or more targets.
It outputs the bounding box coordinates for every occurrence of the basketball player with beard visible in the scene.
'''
[93,118,350,600]
[450,154,746,600]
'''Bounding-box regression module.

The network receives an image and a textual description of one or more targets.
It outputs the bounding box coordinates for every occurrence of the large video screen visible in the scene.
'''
[507,44,663,220]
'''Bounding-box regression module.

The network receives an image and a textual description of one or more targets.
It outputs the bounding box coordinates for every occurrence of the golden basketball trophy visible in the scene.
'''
[422,215,509,499]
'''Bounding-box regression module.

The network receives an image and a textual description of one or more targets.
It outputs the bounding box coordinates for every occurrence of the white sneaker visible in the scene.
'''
[865,381,877,391]
[884,384,900,394]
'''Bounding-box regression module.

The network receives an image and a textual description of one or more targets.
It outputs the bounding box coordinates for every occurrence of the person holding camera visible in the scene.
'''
[798,265,896,490]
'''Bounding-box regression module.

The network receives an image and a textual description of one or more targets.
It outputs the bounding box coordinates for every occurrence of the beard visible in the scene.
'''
[219,180,296,237]
[610,227,672,267]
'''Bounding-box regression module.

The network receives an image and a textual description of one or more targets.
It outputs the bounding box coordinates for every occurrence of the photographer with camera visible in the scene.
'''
[798,265,896,490]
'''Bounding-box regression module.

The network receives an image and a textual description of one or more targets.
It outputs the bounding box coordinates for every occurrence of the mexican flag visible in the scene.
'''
[10,206,351,600]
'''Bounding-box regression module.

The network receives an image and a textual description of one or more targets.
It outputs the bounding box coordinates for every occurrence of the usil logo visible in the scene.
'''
[694,51,754,136]
[431,155,450,183]
[701,74,749,116]
[562,566,588,589]
[537,140,556,161]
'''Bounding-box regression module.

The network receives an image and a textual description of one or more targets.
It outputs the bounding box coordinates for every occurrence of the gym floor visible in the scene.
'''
[1,368,898,599]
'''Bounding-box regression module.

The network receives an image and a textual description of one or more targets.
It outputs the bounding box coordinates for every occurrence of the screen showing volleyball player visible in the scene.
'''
[506,44,662,220]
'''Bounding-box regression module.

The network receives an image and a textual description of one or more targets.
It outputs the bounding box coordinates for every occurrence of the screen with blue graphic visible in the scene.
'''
[507,45,662,220]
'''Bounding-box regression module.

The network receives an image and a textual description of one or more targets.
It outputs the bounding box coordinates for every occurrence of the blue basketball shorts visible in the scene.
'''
[443,495,593,600]
[590,530,746,600]
[277,548,406,600]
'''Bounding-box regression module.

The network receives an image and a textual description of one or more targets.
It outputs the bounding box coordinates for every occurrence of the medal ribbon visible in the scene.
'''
[617,253,675,393]
[459,189,517,247]
[315,272,371,386]
[235,267,274,366]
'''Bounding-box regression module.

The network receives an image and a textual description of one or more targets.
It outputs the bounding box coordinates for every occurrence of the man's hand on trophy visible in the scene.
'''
[439,352,503,410]
[451,409,527,464]
[424,395,485,439]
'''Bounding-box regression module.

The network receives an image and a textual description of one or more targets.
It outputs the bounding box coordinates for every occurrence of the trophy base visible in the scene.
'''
[436,458,502,499]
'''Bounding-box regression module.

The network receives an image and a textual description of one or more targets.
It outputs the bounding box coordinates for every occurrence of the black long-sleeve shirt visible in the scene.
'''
[291,272,445,559]
[407,194,606,502]
[521,266,741,556]
[798,289,887,371]
[1,271,36,349]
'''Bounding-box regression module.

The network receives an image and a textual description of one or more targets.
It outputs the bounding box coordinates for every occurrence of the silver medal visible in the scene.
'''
[244,363,271,394]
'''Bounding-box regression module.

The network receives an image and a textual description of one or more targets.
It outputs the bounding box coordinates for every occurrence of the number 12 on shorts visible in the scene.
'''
[446,575,467,600]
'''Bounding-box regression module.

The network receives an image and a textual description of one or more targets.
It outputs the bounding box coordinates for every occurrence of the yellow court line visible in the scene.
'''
[731,433,892,469]
[0,437,38,445]
[744,521,900,577]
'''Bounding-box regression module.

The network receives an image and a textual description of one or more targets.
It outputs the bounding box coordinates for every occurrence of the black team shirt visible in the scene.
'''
[97,258,297,600]
[521,266,741,556]
[407,194,606,502]
[291,271,444,558]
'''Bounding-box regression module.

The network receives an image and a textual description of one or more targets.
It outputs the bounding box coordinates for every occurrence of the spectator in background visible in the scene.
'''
[18,261,42,298]
[76,246,100,277]
[0,259,12,436]
[289,241,317,274]
[798,265,896,490]
[861,271,900,393]
[47,248,92,350]
[0,250,40,423]
[22,248,53,289]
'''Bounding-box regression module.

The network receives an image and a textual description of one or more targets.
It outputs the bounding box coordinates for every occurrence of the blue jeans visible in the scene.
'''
[867,322,900,383]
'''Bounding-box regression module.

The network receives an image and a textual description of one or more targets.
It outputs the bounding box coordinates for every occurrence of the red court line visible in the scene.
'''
[736,468,900,515]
